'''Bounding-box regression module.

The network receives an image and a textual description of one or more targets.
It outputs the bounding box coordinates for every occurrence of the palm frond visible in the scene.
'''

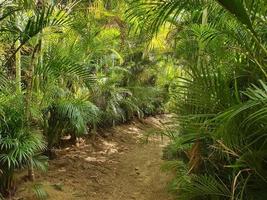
[215,0,253,30]
[32,184,48,200]
[127,0,204,35]
[179,175,231,199]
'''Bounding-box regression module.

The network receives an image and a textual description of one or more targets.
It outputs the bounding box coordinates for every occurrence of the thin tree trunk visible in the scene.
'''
[27,1,44,180]
[202,7,208,24]
[15,40,21,92]
[26,43,40,181]
[188,5,208,173]
[27,161,35,181]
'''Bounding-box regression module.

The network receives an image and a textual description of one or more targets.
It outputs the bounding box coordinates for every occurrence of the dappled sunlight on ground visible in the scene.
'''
[15,116,173,200]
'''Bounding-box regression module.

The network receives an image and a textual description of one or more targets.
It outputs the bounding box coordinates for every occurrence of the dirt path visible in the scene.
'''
[17,116,173,200]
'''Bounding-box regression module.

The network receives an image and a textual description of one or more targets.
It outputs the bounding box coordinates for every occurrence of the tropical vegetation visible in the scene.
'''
[128,0,267,199]
[0,0,266,199]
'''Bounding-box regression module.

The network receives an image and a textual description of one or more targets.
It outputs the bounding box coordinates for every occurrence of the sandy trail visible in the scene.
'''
[17,116,173,200]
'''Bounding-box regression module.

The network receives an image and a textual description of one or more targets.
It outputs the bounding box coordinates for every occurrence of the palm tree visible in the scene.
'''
[0,0,72,193]
[0,92,47,197]
[128,0,267,199]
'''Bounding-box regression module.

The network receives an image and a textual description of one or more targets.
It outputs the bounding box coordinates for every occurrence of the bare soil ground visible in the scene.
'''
[16,116,173,200]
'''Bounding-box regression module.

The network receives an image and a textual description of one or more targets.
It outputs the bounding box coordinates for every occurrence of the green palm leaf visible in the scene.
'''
[216,0,253,30]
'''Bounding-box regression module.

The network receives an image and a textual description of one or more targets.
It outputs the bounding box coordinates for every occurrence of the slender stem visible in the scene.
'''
[25,42,40,181]
[15,39,21,92]
[249,30,267,57]
[202,6,208,24]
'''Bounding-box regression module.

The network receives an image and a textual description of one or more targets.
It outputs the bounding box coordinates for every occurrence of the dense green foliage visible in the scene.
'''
[129,0,267,199]
[0,0,172,197]
[0,0,266,199]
